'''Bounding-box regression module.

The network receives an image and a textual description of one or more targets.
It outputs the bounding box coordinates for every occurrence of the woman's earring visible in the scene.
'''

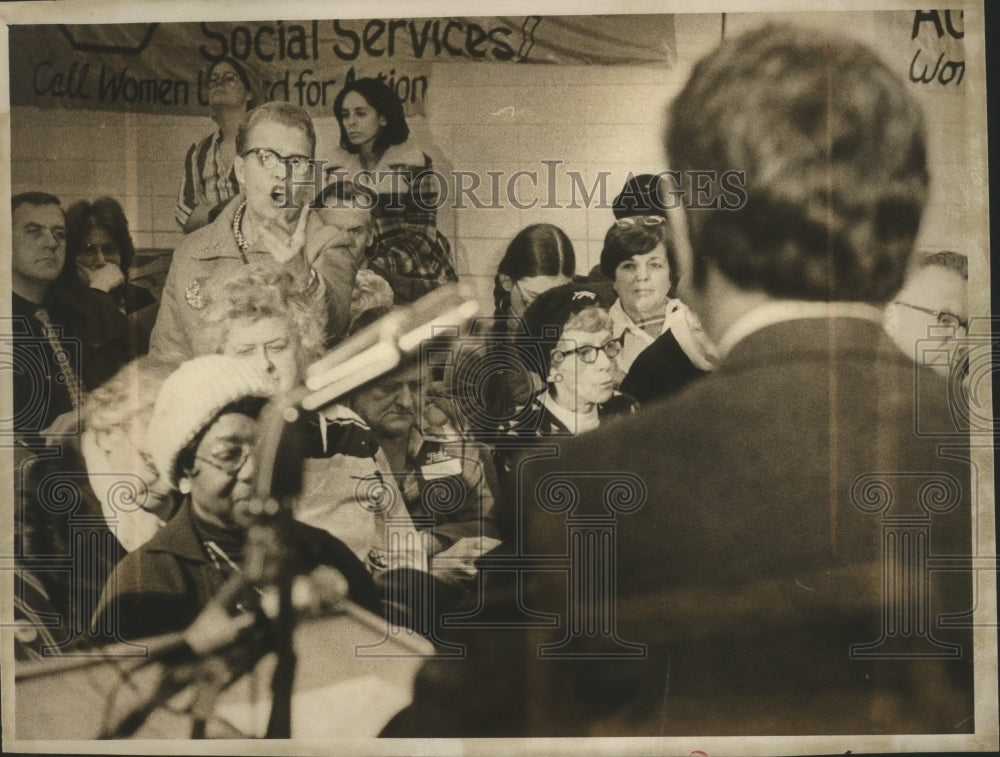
[178,478,191,495]
[550,373,563,383]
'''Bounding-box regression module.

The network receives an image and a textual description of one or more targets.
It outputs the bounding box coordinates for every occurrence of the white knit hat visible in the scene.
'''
[147,355,277,487]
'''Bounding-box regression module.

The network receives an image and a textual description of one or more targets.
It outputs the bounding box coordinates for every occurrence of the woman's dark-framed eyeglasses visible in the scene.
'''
[78,242,120,267]
[196,440,256,475]
[208,71,241,87]
[614,215,665,228]
[242,147,313,176]
[893,301,969,334]
[551,336,623,365]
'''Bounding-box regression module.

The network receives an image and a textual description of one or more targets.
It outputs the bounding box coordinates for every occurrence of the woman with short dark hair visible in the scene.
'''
[599,217,717,398]
[63,196,158,354]
[176,57,256,233]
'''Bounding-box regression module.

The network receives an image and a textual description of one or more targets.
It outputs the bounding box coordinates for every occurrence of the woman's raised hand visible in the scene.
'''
[256,203,311,266]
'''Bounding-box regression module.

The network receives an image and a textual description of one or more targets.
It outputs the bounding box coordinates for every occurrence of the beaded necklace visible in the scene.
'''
[231,200,318,298]
[231,201,251,264]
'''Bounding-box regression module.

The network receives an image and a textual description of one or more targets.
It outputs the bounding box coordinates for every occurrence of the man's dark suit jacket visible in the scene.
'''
[12,285,132,440]
[385,316,975,737]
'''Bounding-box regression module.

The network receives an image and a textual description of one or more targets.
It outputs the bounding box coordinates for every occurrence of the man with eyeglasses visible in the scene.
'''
[883,250,969,379]
[150,101,363,370]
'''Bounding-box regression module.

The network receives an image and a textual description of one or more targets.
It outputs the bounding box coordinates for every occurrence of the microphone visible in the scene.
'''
[99,565,354,739]
[301,283,479,412]
[250,284,479,495]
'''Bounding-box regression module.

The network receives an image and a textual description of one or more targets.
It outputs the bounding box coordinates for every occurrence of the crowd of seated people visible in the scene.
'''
[10,25,978,739]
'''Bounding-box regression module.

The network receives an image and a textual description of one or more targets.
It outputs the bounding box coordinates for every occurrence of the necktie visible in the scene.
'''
[33,307,82,410]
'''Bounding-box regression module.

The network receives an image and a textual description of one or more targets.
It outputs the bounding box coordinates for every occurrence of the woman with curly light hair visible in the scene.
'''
[200,267,428,577]
[202,267,327,390]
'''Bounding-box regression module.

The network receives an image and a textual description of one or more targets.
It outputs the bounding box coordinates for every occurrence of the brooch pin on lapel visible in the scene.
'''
[185,278,206,310]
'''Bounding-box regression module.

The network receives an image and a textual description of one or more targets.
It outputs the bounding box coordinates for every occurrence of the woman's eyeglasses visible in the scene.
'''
[242,147,313,176]
[894,301,969,335]
[614,215,666,228]
[196,441,256,475]
[551,337,623,365]
[208,72,242,87]
[78,242,120,266]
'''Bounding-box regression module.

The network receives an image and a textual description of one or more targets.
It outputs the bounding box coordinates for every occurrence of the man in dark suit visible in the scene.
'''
[10,192,133,445]
[518,23,975,735]
[385,23,976,738]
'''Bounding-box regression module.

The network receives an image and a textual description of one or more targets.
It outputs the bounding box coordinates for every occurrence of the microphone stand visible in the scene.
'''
[243,389,308,739]
[240,284,482,739]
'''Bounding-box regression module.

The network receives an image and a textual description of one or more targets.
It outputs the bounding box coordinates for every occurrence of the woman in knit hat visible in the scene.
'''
[497,283,637,442]
[94,354,378,641]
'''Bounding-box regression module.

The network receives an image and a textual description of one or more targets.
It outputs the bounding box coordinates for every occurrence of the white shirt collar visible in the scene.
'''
[716,300,884,360]
[543,390,600,435]
[610,298,718,371]
[609,298,676,337]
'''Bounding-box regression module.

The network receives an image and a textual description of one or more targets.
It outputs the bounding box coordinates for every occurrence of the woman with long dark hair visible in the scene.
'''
[62,196,158,354]
[493,223,576,316]
[324,78,457,302]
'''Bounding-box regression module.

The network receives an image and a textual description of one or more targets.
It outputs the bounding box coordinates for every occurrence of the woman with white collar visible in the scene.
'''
[326,77,431,198]
[324,79,456,304]
[599,216,718,381]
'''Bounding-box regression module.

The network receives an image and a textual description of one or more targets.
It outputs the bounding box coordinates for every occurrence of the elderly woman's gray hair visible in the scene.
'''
[202,267,328,366]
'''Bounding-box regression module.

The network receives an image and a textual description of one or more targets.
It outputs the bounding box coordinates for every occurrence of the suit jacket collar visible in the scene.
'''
[14,284,114,316]
[721,316,903,372]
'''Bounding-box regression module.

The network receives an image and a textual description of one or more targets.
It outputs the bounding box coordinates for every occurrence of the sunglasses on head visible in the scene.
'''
[614,215,666,228]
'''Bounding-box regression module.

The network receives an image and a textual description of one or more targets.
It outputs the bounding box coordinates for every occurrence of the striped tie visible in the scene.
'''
[33,307,82,410]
